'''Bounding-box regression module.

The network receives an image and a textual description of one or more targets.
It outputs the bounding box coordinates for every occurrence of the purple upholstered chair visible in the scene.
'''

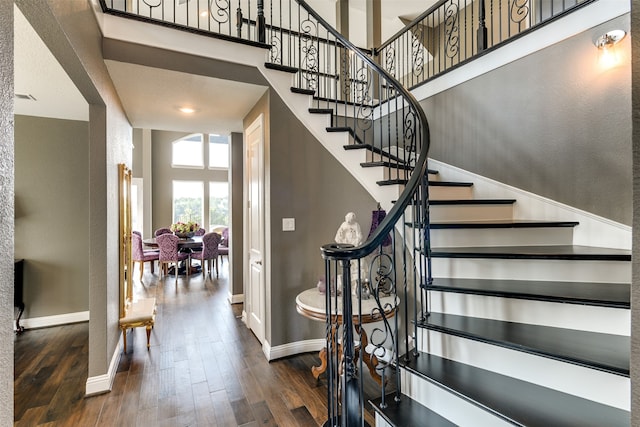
[131,232,159,280]
[154,227,172,237]
[194,227,206,236]
[218,227,229,265]
[156,233,190,280]
[192,232,221,277]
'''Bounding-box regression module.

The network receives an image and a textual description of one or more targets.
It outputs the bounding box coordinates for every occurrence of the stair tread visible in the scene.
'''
[308,107,333,114]
[370,394,456,427]
[290,86,315,95]
[429,180,473,187]
[429,219,579,229]
[431,245,632,261]
[428,277,630,308]
[264,62,298,73]
[418,313,629,375]
[401,352,629,427]
[360,161,413,170]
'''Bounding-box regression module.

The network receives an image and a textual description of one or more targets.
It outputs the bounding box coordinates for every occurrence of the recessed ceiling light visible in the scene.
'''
[179,106,196,114]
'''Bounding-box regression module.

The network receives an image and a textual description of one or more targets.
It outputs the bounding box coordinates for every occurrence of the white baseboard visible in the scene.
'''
[16,310,90,331]
[262,338,325,361]
[228,292,244,304]
[85,342,121,396]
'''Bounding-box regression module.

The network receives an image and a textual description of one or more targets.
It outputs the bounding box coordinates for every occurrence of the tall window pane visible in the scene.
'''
[209,134,229,169]
[209,181,229,230]
[172,181,203,225]
[172,134,204,168]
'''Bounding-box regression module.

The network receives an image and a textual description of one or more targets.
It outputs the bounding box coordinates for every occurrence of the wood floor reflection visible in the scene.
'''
[14,264,377,426]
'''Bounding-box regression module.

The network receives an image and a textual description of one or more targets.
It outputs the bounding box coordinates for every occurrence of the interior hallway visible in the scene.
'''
[14,263,358,426]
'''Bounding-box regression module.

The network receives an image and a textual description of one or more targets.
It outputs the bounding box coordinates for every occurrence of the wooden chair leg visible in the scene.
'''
[215,258,219,278]
[151,261,155,274]
[139,261,144,280]
[146,325,152,350]
[121,327,127,354]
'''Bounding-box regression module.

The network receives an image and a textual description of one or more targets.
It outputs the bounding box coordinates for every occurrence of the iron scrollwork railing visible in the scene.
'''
[278,3,432,425]
[375,0,595,89]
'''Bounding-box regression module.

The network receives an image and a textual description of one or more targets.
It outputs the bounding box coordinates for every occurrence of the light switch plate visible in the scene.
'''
[282,218,295,231]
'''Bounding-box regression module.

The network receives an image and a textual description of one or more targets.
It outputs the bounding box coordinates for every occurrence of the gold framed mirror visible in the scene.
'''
[118,163,133,318]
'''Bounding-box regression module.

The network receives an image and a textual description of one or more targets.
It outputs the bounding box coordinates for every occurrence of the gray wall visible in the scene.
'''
[230,132,244,297]
[0,0,13,422]
[422,15,632,225]
[16,0,133,380]
[630,1,639,424]
[14,115,90,318]
[244,90,377,347]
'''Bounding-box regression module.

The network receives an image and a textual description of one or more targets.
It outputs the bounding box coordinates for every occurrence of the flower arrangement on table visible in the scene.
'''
[170,221,199,238]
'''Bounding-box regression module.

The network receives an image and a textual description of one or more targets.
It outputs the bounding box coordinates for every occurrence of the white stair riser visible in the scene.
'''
[399,369,513,427]
[428,227,574,247]
[431,258,631,283]
[430,186,473,200]
[430,204,514,222]
[428,291,629,335]
[416,329,630,410]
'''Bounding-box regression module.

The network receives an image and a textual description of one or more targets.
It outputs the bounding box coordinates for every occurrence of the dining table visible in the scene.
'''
[142,235,203,250]
[142,236,204,275]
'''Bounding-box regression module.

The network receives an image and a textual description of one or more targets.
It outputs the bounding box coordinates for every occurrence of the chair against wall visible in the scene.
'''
[192,232,221,277]
[194,227,206,236]
[154,227,172,237]
[157,233,190,280]
[131,232,159,280]
[218,227,229,265]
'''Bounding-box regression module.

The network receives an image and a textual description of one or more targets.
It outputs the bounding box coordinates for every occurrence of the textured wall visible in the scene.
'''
[0,0,13,423]
[16,0,133,379]
[422,14,632,225]
[630,1,639,424]
[244,90,377,347]
[14,115,90,318]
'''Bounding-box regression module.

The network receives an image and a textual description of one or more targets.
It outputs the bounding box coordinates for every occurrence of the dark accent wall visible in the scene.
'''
[230,132,244,298]
[14,115,90,318]
[421,15,632,225]
[244,90,376,347]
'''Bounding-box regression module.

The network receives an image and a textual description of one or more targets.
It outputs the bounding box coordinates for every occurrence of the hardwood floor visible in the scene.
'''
[14,263,377,426]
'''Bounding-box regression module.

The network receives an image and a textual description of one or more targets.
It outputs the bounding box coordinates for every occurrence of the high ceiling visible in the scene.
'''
[14,1,433,133]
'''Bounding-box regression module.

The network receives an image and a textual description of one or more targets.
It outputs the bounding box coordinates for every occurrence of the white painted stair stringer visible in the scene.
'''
[416,329,630,411]
[432,258,631,283]
[428,291,629,335]
[428,226,574,247]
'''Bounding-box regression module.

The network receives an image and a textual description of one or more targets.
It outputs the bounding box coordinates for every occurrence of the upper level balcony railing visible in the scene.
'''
[374,0,595,89]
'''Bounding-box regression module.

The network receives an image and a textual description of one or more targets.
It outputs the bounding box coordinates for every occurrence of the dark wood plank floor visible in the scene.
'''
[14,264,377,426]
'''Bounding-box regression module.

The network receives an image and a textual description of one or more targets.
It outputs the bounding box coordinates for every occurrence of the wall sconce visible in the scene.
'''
[594,30,626,69]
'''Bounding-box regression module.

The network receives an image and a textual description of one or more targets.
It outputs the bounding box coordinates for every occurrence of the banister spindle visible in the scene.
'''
[257,0,266,43]
[477,0,488,51]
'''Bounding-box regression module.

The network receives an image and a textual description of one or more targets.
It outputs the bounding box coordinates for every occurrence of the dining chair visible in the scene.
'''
[131,232,159,280]
[218,227,229,265]
[156,233,190,280]
[192,232,221,277]
[154,227,172,237]
[194,227,206,236]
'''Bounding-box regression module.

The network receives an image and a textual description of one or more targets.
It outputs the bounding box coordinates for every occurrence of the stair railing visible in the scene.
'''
[99,1,432,424]
[272,2,432,425]
[375,0,596,89]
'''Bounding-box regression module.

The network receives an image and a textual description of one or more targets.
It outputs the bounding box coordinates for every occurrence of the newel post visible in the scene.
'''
[340,259,360,426]
[257,0,266,43]
[477,0,488,52]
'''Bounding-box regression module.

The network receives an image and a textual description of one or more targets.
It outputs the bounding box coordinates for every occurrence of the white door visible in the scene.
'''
[245,115,265,344]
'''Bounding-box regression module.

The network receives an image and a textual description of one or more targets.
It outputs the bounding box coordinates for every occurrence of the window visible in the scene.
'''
[172,134,204,168]
[209,181,229,230]
[208,134,229,169]
[172,181,204,225]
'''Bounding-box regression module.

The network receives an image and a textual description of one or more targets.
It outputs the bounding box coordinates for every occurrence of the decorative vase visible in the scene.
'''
[175,232,195,238]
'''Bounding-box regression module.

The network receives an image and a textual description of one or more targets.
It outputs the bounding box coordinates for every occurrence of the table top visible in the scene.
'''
[296,287,397,323]
[143,236,203,249]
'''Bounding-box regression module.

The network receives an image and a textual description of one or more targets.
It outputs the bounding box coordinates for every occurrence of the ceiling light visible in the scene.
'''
[594,30,626,69]
[179,107,196,114]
